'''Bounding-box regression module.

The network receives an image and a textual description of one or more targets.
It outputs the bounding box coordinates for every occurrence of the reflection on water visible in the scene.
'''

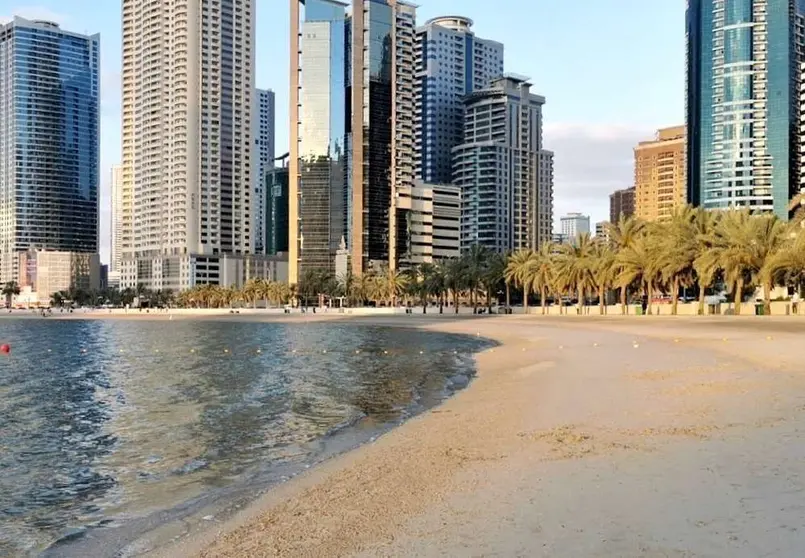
[0,320,490,556]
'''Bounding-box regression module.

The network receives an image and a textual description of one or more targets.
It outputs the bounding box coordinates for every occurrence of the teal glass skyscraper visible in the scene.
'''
[0,17,100,282]
[687,0,805,218]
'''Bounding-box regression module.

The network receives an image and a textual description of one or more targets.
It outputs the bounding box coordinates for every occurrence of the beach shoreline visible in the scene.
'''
[13,312,805,556]
[110,313,805,558]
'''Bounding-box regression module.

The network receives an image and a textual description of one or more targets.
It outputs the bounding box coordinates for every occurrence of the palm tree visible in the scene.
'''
[554,233,596,315]
[606,216,645,314]
[480,251,505,312]
[463,244,490,314]
[529,243,556,315]
[591,240,616,315]
[2,281,20,309]
[445,257,467,314]
[615,233,657,315]
[505,249,537,314]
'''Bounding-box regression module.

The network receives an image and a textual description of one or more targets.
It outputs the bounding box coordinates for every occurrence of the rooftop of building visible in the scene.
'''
[1,16,99,39]
[636,125,686,148]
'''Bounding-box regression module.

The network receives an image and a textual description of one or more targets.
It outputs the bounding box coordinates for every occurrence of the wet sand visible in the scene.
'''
[112,314,805,557]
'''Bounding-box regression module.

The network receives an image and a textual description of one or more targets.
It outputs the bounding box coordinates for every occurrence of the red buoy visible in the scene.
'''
[0,344,9,355]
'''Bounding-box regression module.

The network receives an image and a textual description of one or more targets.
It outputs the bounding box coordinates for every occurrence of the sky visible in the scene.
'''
[0,0,685,265]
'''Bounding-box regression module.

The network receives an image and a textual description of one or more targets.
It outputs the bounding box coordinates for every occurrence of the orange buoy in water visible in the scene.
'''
[0,344,10,355]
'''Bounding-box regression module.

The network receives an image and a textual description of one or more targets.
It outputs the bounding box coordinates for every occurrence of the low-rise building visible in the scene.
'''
[15,250,100,306]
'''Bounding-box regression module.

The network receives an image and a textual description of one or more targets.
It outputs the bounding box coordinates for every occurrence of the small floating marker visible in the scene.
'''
[256,349,262,354]
[0,344,10,355]
[322,349,327,354]
[419,350,424,354]
[453,350,458,354]
[224,349,230,354]
[190,349,196,353]
[47,349,52,353]
[384,350,389,355]
[292,349,297,354]
[355,349,361,354]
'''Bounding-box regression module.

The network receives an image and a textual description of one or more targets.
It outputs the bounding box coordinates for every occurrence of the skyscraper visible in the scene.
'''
[635,126,687,222]
[0,17,100,283]
[290,0,417,283]
[453,75,552,253]
[110,164,123,273]
[686,0,805,218]
[254,89,276,254]
[121,0,255,291]
[414,16,504,185]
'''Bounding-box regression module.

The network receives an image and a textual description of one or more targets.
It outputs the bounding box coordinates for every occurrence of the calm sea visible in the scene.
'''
[0,318,492,557]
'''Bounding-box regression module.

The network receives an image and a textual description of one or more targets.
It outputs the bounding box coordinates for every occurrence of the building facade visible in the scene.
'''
[16,250,100,306]
[0,18,100,284]
[398,181,461,264]
[413,16,504,185]
[254,88,276,254]
[686,0,805,218]
[559,213,591,243]
[290,0,417,283]
[635,126,687,221]
[453,75,552,253]
[609,187,635,224]
[121,0,256,291]
[595,221,610,242]
[265,165,289,257]
[110,164,123,273]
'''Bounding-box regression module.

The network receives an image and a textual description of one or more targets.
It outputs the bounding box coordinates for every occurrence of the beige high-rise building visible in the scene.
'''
[121,0,256,291]
[110,164,123,274]
[634,126,687,222]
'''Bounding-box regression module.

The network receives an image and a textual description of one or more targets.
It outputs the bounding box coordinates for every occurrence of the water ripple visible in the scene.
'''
[0,320,491,556]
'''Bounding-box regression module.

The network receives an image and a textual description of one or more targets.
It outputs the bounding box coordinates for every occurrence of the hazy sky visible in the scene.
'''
[0,0,684,264]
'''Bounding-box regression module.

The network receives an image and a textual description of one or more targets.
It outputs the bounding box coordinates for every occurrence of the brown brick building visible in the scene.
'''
[609,187,635,224]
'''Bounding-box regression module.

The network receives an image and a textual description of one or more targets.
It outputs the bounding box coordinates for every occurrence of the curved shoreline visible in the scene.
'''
[35,313,805,557]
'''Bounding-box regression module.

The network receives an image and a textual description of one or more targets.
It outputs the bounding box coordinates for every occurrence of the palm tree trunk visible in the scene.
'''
[620,286,627,315]
[762,280,772,316]
[453,290,459,314]
[698,285,706,316]
[577,286,584,315]
[505,283,510,308]
[486,288,492,313]
[734,277,744,315]
[599,286,605,315]
[647,282,653,315]
[671,277,679,316]
[541,286,547,315]
[523,285,529,315]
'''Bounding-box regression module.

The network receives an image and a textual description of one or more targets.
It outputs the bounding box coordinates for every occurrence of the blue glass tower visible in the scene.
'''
[686,0,805,218]
[0,17,100,282]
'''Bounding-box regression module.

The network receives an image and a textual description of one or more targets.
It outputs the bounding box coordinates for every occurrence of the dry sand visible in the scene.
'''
[126,314,805,557]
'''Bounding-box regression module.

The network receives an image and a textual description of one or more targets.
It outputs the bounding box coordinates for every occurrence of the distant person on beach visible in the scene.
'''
[641,295,648,315]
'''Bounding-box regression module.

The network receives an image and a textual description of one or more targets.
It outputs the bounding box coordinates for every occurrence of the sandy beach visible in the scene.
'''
[68,312,793,558]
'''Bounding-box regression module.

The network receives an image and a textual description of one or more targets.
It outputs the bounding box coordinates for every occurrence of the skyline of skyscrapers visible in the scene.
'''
[0,17,100,284]
[686,0,805,218]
